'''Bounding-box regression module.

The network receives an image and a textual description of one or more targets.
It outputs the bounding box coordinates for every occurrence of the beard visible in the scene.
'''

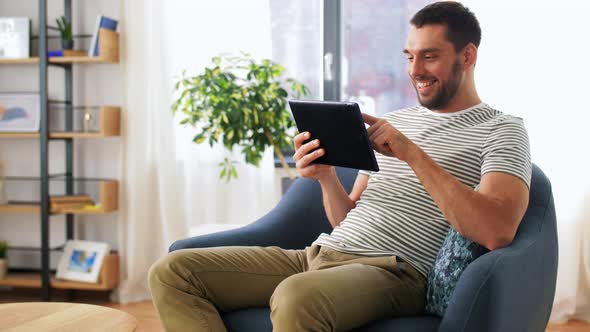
[414,60,462,110]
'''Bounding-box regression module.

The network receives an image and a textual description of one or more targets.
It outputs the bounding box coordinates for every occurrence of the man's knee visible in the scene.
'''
[148,250,194,292]
[270,274,335,331]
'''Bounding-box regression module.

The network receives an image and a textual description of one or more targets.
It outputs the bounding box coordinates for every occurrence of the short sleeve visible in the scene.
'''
[481,116,532,188]
[358,170,372,177]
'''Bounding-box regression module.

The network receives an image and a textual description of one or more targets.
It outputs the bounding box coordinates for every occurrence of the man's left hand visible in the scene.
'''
[362,113,414,162]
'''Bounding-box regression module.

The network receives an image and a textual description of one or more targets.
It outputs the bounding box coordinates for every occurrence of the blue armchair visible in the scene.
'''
[170,164,558,332]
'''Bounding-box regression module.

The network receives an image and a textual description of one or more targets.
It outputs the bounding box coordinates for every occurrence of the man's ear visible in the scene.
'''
[462,43,478,68]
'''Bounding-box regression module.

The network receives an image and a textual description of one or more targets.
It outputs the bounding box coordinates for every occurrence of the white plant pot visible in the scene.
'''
[0,259,7,279]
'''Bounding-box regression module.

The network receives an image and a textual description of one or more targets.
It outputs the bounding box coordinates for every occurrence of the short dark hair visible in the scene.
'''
[410,1,481,51]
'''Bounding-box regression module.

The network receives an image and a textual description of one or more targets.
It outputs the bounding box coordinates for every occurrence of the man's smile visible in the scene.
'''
[415,79,438,94]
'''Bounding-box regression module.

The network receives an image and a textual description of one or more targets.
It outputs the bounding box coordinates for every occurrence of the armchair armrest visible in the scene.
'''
[439,185,558,332]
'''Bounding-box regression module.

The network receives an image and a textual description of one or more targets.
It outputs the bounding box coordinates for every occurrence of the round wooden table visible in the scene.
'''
[0,302,137,332]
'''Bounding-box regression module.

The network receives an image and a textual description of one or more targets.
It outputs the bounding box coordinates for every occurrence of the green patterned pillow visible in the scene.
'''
[425,227,489,316]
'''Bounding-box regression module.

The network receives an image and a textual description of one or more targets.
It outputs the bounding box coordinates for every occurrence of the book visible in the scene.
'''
[51,203,95,213]
[50,195,95,207]
[50,194,96,213]
[88,15,118,57]
[47,49,87,57]
[50,195,94,203]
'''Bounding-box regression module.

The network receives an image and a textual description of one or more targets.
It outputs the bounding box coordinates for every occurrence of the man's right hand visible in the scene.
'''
[293,131,335,181]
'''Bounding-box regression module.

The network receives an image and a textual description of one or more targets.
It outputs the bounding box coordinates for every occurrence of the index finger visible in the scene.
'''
[294,131,311,149]
[362,113,379,126]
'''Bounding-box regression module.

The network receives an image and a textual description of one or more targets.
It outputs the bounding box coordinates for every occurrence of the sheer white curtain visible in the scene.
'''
[551,198,590,322]
[464,0,590,322]
[167,1,278,233]
[114,0,277,303]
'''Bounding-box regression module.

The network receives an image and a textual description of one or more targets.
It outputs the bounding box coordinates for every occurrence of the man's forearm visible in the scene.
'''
[405,145,518,250]
[319,172,356,228]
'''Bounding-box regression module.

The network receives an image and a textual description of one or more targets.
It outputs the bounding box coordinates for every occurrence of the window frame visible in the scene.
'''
[275,0,341,168]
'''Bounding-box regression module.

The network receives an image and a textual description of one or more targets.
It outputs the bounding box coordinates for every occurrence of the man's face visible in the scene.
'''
[404,24,464,110]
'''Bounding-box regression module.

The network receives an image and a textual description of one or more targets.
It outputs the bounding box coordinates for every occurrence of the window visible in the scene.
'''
[269,0,323,99]
[341,0,431,116]
[273,0,430,166]
[269,0,322,166]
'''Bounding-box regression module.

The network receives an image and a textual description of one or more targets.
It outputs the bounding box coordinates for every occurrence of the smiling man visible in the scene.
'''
[149,2,531,331]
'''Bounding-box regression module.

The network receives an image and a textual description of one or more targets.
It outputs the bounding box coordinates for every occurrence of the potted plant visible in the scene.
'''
[172,53,309,183]
[0,240,7,279]
[56,16,73,50]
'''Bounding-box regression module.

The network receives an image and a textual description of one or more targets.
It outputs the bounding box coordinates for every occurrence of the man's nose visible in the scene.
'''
[409,58,425,77]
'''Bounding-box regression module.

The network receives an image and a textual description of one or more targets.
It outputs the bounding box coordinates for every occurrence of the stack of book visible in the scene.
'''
[50,195,95,213]
[47,49,87,57]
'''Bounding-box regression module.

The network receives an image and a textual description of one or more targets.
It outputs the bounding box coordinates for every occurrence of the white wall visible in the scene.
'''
[0,1,123,269]
[462,0,590,321]
[464,0,590,224]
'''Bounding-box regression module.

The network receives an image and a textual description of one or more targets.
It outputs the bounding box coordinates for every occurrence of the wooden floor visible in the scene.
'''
[546,320,590,332]
[0,289,588,331]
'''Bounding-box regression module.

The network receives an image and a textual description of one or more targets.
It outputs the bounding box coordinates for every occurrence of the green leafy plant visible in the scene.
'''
[56,16,73,42]
[0,240,7,259]
[172,53,309,182]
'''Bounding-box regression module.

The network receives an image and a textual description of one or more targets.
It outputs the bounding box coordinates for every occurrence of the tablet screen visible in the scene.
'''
[288,100,379,172]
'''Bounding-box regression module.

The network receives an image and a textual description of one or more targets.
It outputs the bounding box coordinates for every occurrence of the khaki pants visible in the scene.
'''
[149,245,426,332]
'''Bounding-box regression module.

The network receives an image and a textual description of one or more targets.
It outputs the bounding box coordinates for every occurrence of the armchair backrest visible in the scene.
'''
[514,164,557,246]
[513,164,559,326]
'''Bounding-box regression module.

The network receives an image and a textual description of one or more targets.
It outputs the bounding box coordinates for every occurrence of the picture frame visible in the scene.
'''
[0,17,30,59]
[56,240,110,283]
[0,93,40,132]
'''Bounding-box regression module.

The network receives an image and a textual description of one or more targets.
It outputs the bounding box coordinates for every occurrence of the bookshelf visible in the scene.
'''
[0,106,121,138]
[0,179,119,214]
[0,2,121,299]
[0,58,39,64]
[0,254,119,290]
[0,29,119,65]
[0,204,40,213]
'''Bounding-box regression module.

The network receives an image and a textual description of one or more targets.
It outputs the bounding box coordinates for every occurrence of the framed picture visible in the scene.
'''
[0,17,30,59]
[0,93,40,132]
[56,240,110,283]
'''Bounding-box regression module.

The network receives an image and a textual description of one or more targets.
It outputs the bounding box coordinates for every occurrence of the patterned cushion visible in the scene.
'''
[425,227,489,316]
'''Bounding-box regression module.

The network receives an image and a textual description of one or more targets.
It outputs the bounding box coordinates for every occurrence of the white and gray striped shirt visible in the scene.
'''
[313,103,532,277]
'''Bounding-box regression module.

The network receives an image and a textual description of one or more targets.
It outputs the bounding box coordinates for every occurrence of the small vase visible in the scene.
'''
[61,39,74,50]
[0,259,7,279]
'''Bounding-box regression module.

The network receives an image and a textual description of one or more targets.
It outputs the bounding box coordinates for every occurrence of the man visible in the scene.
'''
[149,2,531,331]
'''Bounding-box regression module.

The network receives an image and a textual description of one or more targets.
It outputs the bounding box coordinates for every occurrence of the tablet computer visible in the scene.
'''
[288,100,379,172]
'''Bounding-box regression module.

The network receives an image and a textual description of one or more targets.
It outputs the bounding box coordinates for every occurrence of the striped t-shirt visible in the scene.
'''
[313,103,532,277]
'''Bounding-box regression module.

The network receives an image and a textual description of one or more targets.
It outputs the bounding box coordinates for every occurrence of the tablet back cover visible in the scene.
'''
[289,100,379,172]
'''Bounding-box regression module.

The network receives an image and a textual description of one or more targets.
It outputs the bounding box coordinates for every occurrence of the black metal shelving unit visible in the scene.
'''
[38,0,75,300]
[0,0,120,301]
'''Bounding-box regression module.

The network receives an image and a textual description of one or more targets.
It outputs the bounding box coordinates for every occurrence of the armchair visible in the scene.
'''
[170,164,558,332]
